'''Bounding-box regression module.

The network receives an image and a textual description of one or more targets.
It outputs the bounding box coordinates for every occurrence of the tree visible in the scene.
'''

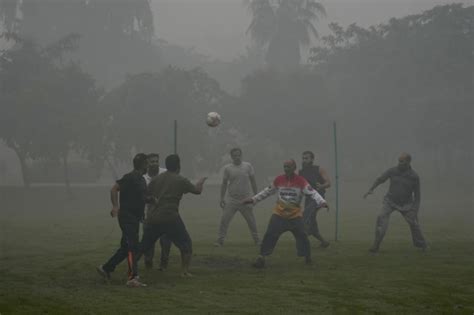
[101,67,229,176]
[246,0,325,70]
[0,33,102,188]
[0,0,159,87]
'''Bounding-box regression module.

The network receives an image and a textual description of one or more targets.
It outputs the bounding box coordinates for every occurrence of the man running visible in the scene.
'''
[243,159,328,268]
[96,153,149,287]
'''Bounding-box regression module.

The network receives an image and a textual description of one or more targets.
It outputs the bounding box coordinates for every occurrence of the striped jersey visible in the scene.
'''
[252,174,326,219]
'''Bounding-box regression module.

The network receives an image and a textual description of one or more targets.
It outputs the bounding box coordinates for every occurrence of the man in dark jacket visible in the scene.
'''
[364,153,428,253]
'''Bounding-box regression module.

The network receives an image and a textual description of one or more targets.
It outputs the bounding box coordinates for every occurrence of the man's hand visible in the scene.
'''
[242,197,255,205]
[363,190,373,199]
[320,202,329,212]
[220,200,226,209]
[110,206,119,217]
[315,183,323,190]
[197,177,208,185]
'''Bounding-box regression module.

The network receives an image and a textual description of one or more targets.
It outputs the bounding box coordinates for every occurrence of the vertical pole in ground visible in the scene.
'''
[174,120,178,154]
[333,121,340,241]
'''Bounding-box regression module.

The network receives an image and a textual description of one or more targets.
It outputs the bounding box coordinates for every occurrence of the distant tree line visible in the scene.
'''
[0,2,472,189]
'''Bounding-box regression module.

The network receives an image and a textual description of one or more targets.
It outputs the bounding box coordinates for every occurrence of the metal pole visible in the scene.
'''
[174,120,178,154]
[333,121,340,241]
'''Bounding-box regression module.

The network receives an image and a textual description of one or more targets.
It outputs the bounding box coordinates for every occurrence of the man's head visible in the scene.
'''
[133,153,148,174]
[230,147,242,165]
[302,151,315,168]
[283,159,297,176]
[147,153,160,176]
[397,152,412,171]
[165,154,181,173]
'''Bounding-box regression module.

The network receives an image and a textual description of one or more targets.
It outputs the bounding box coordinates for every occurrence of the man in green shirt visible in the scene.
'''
[140,154,207,276]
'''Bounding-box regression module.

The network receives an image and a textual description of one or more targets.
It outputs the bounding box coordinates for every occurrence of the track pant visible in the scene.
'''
[217,201,259,244]
[373,198,427,249]
[102,214,140,280]
[260,214,311,258]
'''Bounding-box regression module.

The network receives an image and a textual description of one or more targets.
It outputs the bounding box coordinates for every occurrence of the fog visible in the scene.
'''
[153,0,467,61]
[0,0,472,220]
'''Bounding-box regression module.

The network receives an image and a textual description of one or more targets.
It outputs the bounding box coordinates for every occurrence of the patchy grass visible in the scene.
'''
[0,186,472,314]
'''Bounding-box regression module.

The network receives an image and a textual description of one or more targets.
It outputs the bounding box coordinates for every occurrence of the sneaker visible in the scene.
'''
[158,263,167,271]
[96,265,111,281]
[304,256,313,265]
[213,241,223,247]
[252,255,265,269]
[420,245,431,252]
[368,246,379,254]
[320,241,330,248]
[181,272,193,277]
[126,277,147,288]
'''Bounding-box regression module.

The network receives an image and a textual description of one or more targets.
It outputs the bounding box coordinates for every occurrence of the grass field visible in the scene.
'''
[0,183,473,314]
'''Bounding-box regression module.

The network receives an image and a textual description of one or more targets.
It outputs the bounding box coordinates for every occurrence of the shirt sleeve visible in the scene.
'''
[182,178,198,194]
[247,163,255,177]
[302,179,326,206]
[252,180,277,203]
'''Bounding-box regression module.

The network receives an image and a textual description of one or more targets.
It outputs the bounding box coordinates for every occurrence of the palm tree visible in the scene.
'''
[245,0,326,70]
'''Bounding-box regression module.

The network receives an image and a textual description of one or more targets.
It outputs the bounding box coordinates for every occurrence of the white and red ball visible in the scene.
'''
[206,112,221,127]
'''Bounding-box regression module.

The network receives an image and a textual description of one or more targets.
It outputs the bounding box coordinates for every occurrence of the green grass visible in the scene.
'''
[0,184,473,314]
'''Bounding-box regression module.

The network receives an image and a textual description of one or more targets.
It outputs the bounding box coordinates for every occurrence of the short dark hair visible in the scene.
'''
[133,153,148,170]
[165,154,181,172]
[302,151,314,159]
[230,147,242,155]
[147,153,159,159]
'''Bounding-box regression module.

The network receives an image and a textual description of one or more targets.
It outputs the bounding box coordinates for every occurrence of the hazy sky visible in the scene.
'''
[153,0,471,61]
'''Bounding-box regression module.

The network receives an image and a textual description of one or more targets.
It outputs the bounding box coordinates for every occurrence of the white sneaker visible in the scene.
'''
[126,277,147,288]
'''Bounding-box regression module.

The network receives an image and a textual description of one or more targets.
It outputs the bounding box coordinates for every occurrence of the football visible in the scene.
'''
[206,112,221,127]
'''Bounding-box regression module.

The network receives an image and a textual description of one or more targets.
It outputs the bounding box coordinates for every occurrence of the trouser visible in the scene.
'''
[217,201,259,244]
[140,216,192,262]
[373,198,427,249]
[143,228,172,268]
[260,214,310,258]
[303,197,326,242]
[102,214,140,280]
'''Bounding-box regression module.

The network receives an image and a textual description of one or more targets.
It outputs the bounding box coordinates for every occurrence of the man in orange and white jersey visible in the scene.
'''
[243,159,328,268]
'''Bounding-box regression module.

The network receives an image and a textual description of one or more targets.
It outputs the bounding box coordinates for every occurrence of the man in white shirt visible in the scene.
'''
[215,148,259,246]
[142,153,169,269]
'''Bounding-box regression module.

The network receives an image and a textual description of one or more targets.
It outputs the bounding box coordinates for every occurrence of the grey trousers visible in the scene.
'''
[217,201,259,244]
[373,198,427,249]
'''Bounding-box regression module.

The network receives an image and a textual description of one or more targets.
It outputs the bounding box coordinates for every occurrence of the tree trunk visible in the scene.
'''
[62,152,73,198]
[105,157,119,181]
[11,147,30,188]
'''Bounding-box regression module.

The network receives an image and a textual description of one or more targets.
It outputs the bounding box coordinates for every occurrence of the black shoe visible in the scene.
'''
[96,265,111,280]
[252,255,265,269]
[158,263,168,271]
[304,256,313,265]
[320,241,330,248]
[145,261,153,270]
[368,246,379,254]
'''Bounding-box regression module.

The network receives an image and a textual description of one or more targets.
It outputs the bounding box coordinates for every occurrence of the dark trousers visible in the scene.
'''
[103,215,140,280]
[143,232,172,268]
[260,214,311,258]
[140,216,192,261]
[303,197,326,242]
